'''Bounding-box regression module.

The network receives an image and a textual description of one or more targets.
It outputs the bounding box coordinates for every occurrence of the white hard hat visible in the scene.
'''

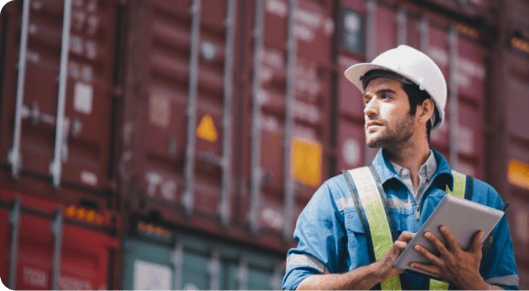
[344,45,447,131]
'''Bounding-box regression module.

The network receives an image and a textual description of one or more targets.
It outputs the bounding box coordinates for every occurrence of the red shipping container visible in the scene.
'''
[0,0,123,193]
[0,190,120,290]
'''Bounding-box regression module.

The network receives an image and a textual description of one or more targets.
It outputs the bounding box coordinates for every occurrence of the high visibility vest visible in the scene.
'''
[343,166,471,290]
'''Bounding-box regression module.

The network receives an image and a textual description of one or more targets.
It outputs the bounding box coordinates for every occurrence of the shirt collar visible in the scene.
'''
[371,148,454,188]
[389,150,437,181]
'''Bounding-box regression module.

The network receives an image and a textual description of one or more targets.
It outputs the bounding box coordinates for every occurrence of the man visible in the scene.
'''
[282,45,519,290]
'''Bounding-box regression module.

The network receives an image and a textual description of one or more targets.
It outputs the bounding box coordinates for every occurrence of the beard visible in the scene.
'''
[366,113,416,149]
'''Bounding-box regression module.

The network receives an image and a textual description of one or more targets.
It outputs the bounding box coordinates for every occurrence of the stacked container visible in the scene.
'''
[0,0,123,289]
[1,0,529,289]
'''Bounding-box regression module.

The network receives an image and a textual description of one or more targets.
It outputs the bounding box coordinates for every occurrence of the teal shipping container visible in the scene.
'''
[121,220,285,290]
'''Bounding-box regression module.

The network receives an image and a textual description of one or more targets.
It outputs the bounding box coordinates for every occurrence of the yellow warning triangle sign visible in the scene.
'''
[197,114,218,142]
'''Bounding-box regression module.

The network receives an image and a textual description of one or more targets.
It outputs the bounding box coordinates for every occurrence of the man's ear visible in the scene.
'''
[418,99,435,123]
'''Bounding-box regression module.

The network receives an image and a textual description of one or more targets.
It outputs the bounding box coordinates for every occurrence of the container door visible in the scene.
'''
[0,0,121,191]
[239,0,333,249]
[122,0,240,237]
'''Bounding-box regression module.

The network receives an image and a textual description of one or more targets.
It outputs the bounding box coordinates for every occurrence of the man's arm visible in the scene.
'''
[296,231,415,290]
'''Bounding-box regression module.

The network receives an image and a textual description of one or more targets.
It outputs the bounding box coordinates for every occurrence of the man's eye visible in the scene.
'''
[381,94,389,99]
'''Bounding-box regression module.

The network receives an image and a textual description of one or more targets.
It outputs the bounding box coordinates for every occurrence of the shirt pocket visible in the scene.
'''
[343,208,371,267]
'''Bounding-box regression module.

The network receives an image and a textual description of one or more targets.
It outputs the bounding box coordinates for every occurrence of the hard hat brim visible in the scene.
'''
[344,62,403,94]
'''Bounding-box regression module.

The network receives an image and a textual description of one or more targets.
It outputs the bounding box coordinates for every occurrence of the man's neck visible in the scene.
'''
[384,144,431,191]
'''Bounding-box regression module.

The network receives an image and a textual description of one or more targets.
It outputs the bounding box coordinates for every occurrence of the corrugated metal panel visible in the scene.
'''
[117,0,290,251]
[0,0,122,192]
[0,190,119,290]
[240,0,333,242]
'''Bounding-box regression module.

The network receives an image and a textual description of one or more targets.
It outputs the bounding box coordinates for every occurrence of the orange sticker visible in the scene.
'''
[197,114,218,142]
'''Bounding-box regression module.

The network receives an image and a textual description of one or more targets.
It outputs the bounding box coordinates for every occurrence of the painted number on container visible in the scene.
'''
[508,159,529,190]
[291,137,322,187]
[133,260,173,290]
[196,114,218,142]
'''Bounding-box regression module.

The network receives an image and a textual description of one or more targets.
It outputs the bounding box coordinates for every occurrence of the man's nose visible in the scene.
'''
[364,98,378,119]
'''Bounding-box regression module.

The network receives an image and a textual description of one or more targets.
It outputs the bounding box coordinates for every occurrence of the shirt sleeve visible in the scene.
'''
[479,186,520,290]
[282,181,346,290]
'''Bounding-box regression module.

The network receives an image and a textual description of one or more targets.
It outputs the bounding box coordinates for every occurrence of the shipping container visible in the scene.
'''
[0,0,124,197]
[120,218,284,290]
[119,0,336,253]
[0,189,120,290]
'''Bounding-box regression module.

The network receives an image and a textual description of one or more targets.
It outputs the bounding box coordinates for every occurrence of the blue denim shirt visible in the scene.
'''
[283,148,519,290]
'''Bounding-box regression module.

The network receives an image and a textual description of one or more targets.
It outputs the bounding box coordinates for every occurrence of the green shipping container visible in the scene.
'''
[121,231,285,290]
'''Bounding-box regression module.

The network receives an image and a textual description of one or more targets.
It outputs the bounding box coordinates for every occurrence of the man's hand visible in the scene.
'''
[373,231,415,280]
[410,225,495,289]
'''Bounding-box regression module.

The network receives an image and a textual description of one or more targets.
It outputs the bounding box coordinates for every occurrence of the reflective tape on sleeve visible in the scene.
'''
[286,254,327,274]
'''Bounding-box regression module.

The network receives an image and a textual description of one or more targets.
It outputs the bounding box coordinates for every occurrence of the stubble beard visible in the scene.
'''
[366,114,416,149]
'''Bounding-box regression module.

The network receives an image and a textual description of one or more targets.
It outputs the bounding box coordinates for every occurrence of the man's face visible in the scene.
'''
[362,77,416,149]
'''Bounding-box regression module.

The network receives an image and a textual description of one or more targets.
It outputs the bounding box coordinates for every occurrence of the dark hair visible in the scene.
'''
[401,82,434,143]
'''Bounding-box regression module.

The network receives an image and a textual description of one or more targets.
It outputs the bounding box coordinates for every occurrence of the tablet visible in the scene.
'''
[392,194,505,281]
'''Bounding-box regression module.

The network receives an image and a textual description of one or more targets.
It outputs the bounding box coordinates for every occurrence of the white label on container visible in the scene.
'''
[59,275,92,290]
[74,82,93,115]
[133,260,172,290]
[23,266,48,288]
[343,138,360,166]
[81,170,98,186]
[266,0,287,17]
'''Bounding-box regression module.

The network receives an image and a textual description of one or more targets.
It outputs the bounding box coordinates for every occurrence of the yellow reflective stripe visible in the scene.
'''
[430,171,466,290]
[349,167,402,290]
[429,279,449,290]
[445,170,466,199]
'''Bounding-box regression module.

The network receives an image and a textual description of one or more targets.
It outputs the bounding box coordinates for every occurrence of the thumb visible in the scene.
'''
[472,230,484,253]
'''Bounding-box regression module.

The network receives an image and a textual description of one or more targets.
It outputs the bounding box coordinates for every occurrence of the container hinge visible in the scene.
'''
[50,0,73,188]
[51,210,64,291]
[9,197,21,290]
[9,0,32,180]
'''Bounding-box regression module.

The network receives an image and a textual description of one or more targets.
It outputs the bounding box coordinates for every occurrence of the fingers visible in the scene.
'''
[439,225,460,252]
[423,231,451,258]
[413,244,444,266]
[398,231,415,243]
[410,262,442,278]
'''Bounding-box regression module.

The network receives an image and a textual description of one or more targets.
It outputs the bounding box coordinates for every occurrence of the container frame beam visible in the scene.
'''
[182,0,203,215]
